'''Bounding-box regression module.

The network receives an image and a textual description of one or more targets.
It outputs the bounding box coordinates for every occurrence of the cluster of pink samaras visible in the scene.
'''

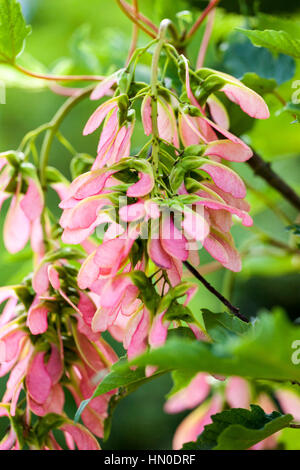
[58,58,268,364]
[1,52,292,451]
[0,256,119,449]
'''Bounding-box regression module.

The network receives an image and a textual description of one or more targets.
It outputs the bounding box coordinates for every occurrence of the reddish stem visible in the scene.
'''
[186,0,220,41]
[15,64,104,82]
[123,0,158,34]
[116,0,156,38]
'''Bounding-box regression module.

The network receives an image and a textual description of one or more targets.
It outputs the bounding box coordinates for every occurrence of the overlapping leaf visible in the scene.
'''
[182,405,293,450]
[122,311,300,383]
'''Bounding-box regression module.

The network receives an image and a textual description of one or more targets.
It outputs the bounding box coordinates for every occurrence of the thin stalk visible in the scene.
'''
[30,141,39,166]
[39,85,94,188]
[186,0,220,41]
[121,0,159,34]
[126,0,139,65]
[14,63,104,82]
[56,131,77,156]
[38,86,94,251]
[19,123,52,151]
[272,90,286,106]
[115,0,156,38]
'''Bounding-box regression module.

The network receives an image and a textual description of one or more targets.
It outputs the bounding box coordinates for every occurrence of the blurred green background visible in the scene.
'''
[0,0,300,449]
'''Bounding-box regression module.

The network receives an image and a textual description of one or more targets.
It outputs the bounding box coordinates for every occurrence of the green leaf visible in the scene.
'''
[167,326,197,341]
[94,360,149,396]
[129,271,160,314]
[70,154,94,180]
[182,405,293,450]
[237,29,300,60]
[201,309,252,342]
[35,413,66,447]
[121,311,300,383]
[223,35,295,85]
[19,161,38,179]
[75,357,168,423]
[158,281,197,313]
[169,166,185,193]
[0,0,31,64]
[166,369,197,399]
[13,284,34,309]
[241,73,277,95]
[46,166,69,185]
[0,150,23,167]
[43,247,85,263]
[164,301,194,323]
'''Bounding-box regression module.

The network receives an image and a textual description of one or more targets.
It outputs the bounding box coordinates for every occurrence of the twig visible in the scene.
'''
[186,0,220,41]
[183,261,249,322]
[247,152,300,212]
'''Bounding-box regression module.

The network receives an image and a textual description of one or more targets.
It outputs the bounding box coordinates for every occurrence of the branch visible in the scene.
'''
[183,261,249,323]
[186,0,220,41]
[247,152,300,212]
